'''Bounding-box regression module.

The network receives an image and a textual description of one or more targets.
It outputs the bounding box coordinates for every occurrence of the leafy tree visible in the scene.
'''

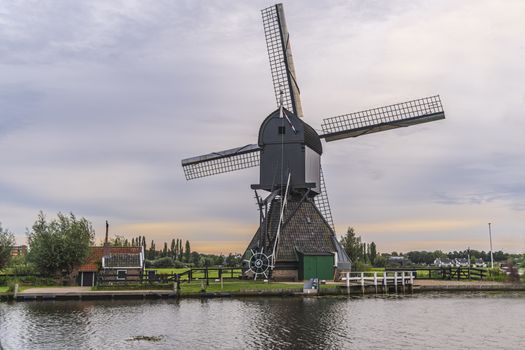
[340,227,363,263]
[170,239,176,258]
[27,212,94,277]
[148,240,156,260]
[0,223,15,269]
[190,251,200,266]
[184,240,191,263]
[162,242,168,257]
[225,253,241,267]
[369,242,377,265]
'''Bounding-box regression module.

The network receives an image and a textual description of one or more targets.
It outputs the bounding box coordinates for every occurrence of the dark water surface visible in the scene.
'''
[1,292,525,349]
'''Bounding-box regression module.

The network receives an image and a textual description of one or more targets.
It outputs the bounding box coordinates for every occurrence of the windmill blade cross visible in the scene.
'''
[262,4,303,117]
[320,95,445,142]
[182,144,261,180]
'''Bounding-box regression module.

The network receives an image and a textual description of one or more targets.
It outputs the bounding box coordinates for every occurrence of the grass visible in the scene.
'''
[93,280,308,293]
[0,286,8,293]
[92,279,342,294]
[180,281,301,293]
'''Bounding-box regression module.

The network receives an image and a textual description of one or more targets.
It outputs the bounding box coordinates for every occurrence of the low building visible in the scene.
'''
[76,246,144,286]
[474,258,487,268]
[454,258,470,267]
[76,221,144,286]
[10,245,27,257]
[434,258,453,267]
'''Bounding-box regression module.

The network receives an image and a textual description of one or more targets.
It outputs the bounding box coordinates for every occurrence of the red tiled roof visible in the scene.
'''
[79,246,142,271]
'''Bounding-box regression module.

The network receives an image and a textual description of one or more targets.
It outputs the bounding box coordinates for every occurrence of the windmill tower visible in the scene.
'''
[182,4,445,281]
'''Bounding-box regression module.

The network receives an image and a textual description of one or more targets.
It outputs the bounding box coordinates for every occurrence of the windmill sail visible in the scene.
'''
[313,166,335,231]
[182,144,261,180]
[262,4,303,117]
[320,95,445,142]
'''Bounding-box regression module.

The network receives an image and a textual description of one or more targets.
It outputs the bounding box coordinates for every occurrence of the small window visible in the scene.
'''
[278,126,285,134]
[116,270,127,280]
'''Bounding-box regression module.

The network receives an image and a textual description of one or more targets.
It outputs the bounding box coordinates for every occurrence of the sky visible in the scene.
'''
[1,0,524,255]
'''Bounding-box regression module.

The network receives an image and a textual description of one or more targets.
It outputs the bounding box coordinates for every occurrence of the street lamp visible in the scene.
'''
[488,222,494,268]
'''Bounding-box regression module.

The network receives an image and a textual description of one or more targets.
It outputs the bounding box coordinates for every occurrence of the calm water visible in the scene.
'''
[1,293,525,349]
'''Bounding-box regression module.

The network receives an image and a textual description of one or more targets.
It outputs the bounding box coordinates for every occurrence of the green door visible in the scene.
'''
[301,254,334,280]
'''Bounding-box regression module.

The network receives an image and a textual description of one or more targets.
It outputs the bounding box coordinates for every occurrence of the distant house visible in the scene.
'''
[10,245,27,257]
[474,258,487,268]
[99,246,144,283]
[434,258,453,267]
[76,222,144,286]
[454,258,470,267]
[76,246,144,286]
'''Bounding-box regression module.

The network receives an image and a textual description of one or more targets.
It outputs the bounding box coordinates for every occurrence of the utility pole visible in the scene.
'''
[488,222,494,269]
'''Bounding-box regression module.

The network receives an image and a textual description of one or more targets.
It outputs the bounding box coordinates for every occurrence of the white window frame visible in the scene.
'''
[116,270,127,280]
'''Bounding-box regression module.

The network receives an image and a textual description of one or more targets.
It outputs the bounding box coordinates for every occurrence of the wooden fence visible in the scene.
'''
[386,267,487,280]
[97,267,242,285]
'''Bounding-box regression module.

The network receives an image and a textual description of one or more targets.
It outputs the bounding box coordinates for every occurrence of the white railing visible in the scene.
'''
[341,271,415,292]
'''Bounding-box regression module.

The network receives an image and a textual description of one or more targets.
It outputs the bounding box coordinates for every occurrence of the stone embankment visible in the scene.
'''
[1,280,524,302]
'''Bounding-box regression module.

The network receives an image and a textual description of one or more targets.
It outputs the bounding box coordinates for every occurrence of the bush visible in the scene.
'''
[145,257,186,268]
[173,260,185,268]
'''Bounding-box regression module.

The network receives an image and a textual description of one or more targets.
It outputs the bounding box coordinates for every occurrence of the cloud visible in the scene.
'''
[1,0,524,255]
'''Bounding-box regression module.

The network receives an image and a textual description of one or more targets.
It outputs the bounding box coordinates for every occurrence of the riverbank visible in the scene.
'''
[2,280,524,302]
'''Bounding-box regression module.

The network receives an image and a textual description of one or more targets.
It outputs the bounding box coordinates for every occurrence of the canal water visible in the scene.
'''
[1,292,524,349]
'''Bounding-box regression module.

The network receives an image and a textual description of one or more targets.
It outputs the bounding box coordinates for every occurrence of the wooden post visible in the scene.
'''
[205,266,209,286]
[383,271,387,293]
[374,272,378,294]
[361,272,365,294]
[345,272,350,294]
[394,272,398,293]
[401,271,405,293]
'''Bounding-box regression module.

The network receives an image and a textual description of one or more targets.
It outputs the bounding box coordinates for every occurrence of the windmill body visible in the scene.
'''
[181,3,445,281]
[254,108,321,194]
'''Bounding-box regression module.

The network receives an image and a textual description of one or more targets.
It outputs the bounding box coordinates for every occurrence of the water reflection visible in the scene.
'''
[1,293,525,349]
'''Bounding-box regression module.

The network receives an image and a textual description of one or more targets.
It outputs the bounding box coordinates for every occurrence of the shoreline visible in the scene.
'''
[2,281,525,302]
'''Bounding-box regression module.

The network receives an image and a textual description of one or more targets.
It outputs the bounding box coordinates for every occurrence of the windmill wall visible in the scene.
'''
[245,196,339,281]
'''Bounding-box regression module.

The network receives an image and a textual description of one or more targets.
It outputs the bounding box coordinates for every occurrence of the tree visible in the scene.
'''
[369,242,377,266]
[340,227,363,263]
[190,251,200,266]
[0,223,15,269]
[162,242,168,257]
[27,212,94,277]
[170,239,176,258]
[225,253,241,267]
[184,240,191,263]
[179,240,184,261]
[148,240,156,260]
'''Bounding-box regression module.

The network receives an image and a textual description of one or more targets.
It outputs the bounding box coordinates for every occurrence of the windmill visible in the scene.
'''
[181,4,445,281]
